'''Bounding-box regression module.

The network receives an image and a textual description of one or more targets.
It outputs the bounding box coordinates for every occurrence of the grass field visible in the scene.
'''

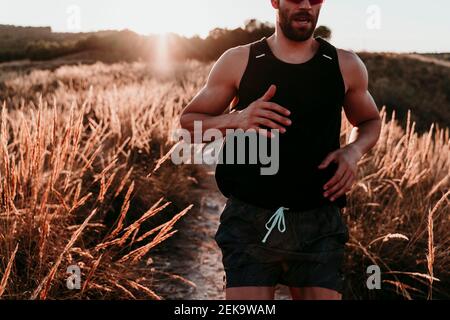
[0,59,449,299]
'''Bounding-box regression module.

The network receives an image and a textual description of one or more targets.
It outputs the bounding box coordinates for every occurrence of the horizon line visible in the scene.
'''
[1,23,448,55]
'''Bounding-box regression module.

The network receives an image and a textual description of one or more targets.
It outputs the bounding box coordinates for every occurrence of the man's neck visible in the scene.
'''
[267,30,319,64]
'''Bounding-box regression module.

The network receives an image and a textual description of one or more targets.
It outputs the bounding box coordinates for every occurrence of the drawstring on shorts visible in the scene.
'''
[261,206,289,243]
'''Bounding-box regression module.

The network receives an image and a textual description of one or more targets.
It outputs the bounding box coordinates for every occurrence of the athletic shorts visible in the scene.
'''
[214,195,350,293]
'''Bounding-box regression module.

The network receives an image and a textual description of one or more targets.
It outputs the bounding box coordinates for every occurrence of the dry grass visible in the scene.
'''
[0,61,206,299]
[0,60,448,299]
[341,108,450,299]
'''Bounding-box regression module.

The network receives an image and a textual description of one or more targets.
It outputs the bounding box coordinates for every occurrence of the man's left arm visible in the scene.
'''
[318,50,382,202]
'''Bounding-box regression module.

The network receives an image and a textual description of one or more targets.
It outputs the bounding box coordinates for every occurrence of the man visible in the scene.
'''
[180,0,381,300]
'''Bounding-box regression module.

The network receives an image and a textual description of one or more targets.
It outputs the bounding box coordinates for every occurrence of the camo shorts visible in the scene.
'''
[214,195,349,293]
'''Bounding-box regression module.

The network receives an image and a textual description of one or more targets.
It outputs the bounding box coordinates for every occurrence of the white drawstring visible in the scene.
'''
[261,206,288,243]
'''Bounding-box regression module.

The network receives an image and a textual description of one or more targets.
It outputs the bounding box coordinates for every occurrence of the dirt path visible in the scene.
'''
[150,163,292,300]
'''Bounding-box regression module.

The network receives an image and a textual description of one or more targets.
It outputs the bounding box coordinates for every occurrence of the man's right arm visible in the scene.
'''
[180,46,292,141]
[179,46,247,138]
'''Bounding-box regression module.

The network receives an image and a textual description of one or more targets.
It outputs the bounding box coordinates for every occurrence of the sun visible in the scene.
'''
[153,33,172,75]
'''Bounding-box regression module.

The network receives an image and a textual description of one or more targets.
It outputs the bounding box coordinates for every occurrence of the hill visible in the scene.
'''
[359,52,450,133]
[1,24,449,133]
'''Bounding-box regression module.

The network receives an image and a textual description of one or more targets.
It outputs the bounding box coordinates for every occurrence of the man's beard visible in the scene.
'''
[279,8,318,42]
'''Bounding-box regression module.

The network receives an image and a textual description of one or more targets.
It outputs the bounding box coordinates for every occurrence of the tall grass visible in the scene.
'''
[0,61,205,299]
[342,108,449,299]
[0,60,448,299]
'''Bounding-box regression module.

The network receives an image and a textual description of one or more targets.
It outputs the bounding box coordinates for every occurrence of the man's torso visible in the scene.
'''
[215,36,348,211]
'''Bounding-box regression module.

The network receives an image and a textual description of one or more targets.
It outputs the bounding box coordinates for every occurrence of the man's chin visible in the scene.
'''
[286,31,314,42]
[290,26,314,39]
[279,22,315,42]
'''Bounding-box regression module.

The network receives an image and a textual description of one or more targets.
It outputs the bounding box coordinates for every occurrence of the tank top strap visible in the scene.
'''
[252,36,338,64]
[314,36,339,61]
[250,36,271,59]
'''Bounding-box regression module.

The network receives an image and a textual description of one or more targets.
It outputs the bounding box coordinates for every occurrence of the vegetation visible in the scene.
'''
[0,61,205,299]
[0,20,449,299]
[360,52,450,133]
[1,23,449,133]
[0,60,448,299]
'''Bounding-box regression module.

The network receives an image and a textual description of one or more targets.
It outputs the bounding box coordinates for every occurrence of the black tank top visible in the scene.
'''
[215,36,347,211]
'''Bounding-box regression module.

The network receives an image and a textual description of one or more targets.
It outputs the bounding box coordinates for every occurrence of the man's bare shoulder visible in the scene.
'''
[337,49,367,72]
[213,44,251,88]
[336,48,368,91]
[219,43,251,66]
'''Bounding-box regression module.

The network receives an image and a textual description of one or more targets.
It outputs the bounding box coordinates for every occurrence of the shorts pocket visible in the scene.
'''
[219,196,261,225]
[214,219,258,248]
[296,205,349,251]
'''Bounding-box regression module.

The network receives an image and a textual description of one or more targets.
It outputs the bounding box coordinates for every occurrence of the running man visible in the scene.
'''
[180,0,381,300]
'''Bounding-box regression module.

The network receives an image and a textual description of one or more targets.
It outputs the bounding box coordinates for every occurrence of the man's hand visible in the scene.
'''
[318,144,363,201]
[236,84,292,138]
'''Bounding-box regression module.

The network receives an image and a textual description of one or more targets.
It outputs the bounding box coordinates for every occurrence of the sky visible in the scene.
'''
[1,0,449,53]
